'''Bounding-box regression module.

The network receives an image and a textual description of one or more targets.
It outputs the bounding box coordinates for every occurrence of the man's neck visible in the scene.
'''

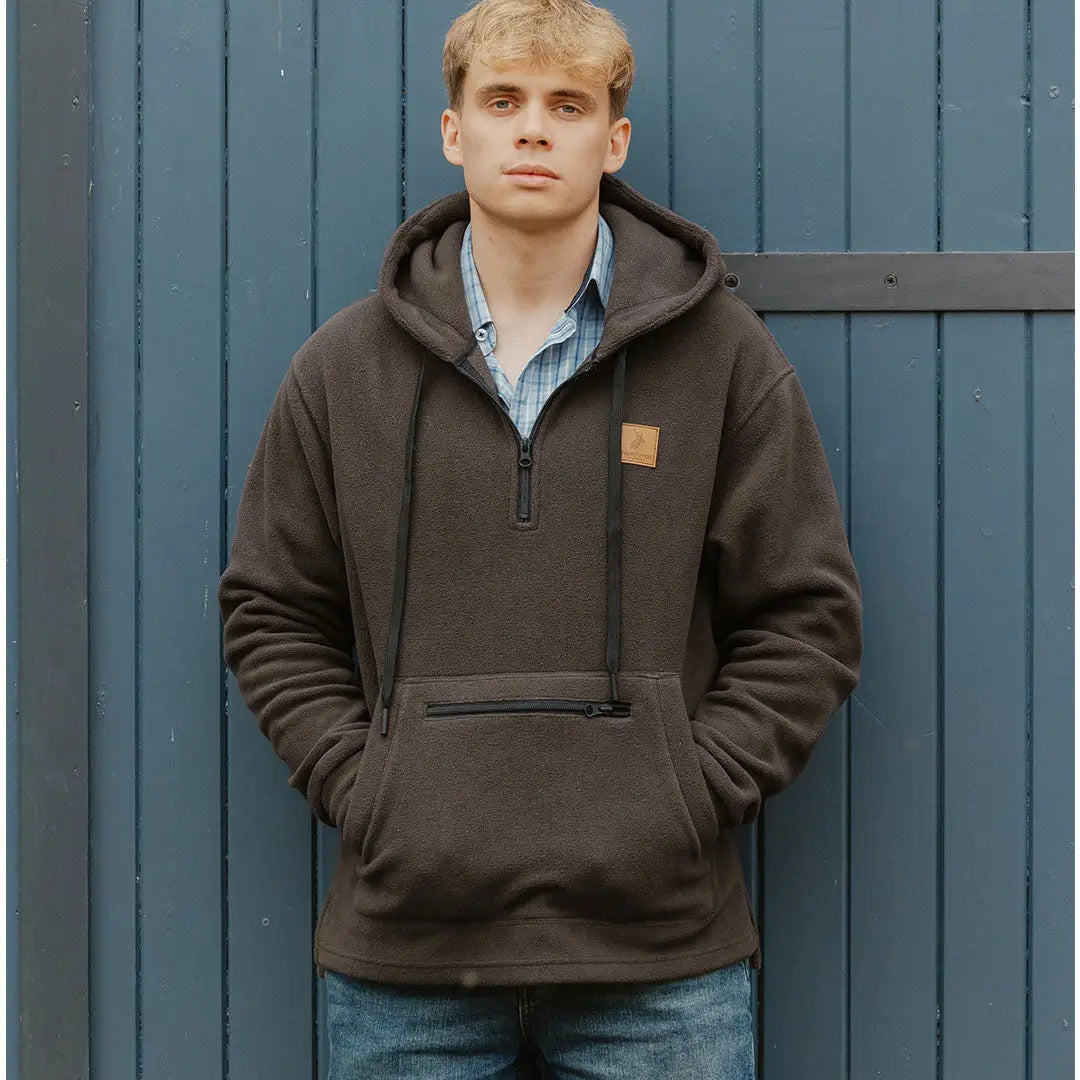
[468,197,599,320]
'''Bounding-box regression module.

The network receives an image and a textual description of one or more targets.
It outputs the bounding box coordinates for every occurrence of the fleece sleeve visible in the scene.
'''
[217,362,369,830]
[693,363,863,830]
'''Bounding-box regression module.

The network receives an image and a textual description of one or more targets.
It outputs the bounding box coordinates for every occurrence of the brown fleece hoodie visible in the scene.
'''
[217,171,863,987]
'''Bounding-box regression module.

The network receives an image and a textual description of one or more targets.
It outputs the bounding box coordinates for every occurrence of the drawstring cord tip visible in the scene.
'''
[380,703,389,737]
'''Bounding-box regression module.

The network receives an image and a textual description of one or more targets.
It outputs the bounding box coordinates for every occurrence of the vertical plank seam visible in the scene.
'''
[934,2,945,1077]
[400,0,407,224]
[754,0,763,253]
[753,1,764,1072]
[134,0,145,1074]
[843,0,852,1076]
[666,0,673,208]
[308,0,321,1075]
[220,0,232,1075]
[1022,4,1034,1079]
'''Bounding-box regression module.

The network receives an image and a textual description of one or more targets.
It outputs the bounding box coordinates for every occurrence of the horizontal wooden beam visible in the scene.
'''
[721,251,1074,311]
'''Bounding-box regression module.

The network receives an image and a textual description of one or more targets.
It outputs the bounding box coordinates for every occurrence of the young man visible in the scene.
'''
[217,0,863,1075]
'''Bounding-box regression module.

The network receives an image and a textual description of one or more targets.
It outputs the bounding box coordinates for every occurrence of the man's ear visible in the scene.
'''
[602,117,631,176]
[442,110,464,168]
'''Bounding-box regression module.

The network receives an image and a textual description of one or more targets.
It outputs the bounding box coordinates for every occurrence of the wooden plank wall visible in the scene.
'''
[83,1,1073,1077]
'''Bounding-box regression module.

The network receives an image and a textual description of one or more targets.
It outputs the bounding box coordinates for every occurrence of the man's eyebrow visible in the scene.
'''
[472,82,599,108]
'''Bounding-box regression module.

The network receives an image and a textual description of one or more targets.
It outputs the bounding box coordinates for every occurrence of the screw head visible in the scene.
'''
[884,273,898,288]
[723,272,739,289]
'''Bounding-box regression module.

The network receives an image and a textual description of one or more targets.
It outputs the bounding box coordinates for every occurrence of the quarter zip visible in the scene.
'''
[517,437,533,521]
[425,697,632,719]
[454,346,603,524]
[373,342,627,739]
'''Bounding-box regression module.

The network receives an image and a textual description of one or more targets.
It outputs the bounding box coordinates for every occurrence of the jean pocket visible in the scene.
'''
[348,670,717,926]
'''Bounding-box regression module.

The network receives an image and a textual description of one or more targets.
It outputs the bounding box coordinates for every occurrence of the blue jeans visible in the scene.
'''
[324,958,756,1079]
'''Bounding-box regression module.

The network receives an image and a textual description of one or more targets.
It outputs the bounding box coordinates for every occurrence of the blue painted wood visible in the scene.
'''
[758,0,850,1075]
[313,2,404,1075]
[137,1,226,1077]
[1032,0,1074,251]
[761,315,849,1080]
[225,2,317,1077]
[850,316,939,1078]
[848,2,940,1079]
[598,1,669,204]
[405,0,461,214]
[6,0,17,1073]
[13,0,91,1071]
[1030,312,1075,1080]
[670,0,762,1056]
[941,2,1031,1076]
[672,0,758,252]
[1030,3,1075,1078]
[1029,347,1077,1038]
[942,310,1029,1076]
[87,0,140,1076]
[86,0,139,1071]
[80,1,1073,1078]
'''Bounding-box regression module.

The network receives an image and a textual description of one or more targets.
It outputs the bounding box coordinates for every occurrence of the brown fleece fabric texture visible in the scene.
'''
[217,171,863,987]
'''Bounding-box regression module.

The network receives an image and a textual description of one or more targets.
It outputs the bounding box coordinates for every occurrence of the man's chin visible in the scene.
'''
[466,181,594,231]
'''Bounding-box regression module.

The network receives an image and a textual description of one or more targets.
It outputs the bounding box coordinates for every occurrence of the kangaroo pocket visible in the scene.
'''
[342,670,719,925]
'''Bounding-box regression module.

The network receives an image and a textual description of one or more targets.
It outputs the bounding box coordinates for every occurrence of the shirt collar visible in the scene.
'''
[460,213,614,338]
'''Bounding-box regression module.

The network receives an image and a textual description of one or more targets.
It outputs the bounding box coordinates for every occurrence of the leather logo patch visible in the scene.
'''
[621,423,659,467]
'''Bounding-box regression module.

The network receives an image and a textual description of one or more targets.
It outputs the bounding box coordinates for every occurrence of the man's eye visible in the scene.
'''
[489,99,579,114]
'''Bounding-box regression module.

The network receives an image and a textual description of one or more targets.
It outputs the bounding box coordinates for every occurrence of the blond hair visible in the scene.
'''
[443,0,635,125]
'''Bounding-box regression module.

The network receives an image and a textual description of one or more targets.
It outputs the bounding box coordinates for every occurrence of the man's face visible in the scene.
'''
[441,58,631,232]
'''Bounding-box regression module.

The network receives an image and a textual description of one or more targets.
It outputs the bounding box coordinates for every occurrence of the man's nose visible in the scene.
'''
[516,103,552,143]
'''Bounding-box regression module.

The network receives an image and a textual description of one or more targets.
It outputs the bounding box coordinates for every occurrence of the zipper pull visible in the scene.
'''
[584,701,632,717]
[516,437,534,523]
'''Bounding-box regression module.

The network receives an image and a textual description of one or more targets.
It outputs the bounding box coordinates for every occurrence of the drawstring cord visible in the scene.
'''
[378,351,427,735]
[607,345,627,703]
[378,344,627,736]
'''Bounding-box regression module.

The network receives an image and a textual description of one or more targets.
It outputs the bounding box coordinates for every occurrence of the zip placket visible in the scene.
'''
[376,343,628,737]
[453,345,603,524]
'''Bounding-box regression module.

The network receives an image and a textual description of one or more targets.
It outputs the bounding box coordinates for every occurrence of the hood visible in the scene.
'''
[370,172,729,734]
[376,170,729,367]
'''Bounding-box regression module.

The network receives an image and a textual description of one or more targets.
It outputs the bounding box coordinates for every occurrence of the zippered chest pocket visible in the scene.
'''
[425,697,632,719]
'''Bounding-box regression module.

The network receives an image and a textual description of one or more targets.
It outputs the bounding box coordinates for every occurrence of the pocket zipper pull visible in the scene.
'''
[584,701,619,717]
